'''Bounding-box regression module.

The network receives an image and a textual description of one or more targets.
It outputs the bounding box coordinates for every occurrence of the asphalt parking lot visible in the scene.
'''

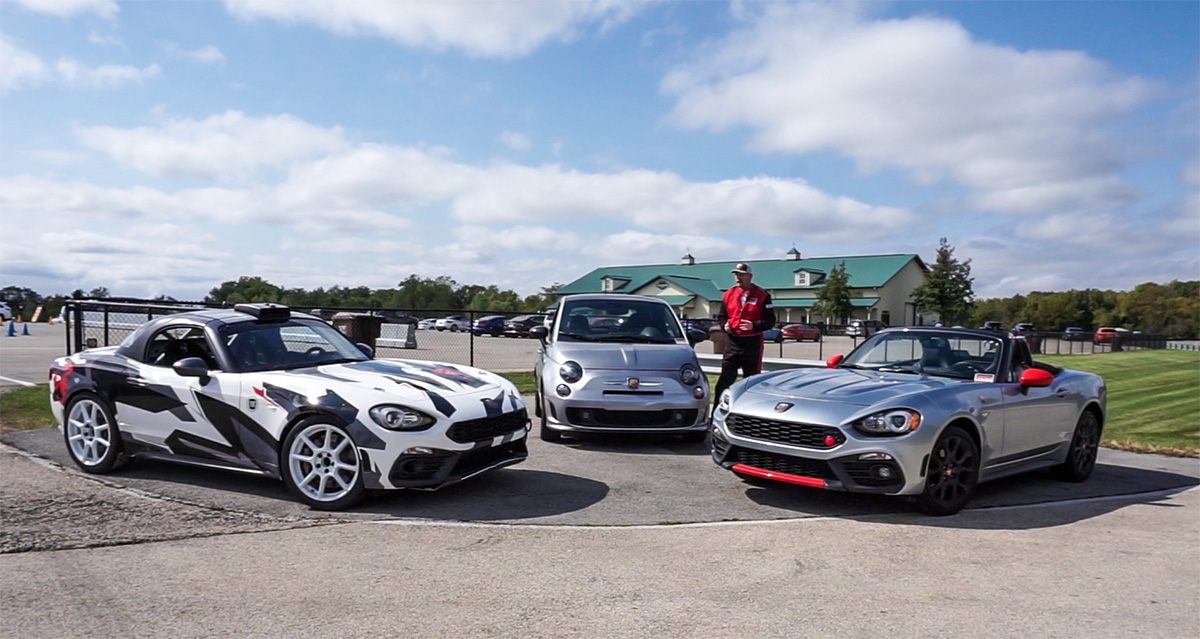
[1,320,1198,638]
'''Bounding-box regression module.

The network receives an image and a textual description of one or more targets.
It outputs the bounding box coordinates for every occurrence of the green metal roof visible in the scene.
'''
[556,254,923,297]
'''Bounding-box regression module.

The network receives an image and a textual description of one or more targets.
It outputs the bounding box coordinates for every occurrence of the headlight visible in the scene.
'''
[854,409,921,436]
[370,405,435,431]
[680,364,700,385]
[559,361,583,383]
[716,389,732,414]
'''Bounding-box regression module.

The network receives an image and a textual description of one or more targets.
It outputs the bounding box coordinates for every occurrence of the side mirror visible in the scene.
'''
[530,326,549,341]
[826,354,844,369]
[1019,368,1054,387]
[356,342,375,358]
[173,357,211,382]
[687,329,708,346]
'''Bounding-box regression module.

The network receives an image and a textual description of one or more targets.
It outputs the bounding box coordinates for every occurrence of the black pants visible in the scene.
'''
[714,334,764,403]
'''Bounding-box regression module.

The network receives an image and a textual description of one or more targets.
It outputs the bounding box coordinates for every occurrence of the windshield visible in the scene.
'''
[840,331,1003,380]
[557,298,684,344]
[218,319,369,372]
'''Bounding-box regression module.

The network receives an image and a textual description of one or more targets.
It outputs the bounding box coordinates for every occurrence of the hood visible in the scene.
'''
[256,359,509,400]
[550,341,698,371]
[743,367,963,407]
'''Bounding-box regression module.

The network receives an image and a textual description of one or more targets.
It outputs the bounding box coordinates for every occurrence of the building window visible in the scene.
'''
[794,272,809,287]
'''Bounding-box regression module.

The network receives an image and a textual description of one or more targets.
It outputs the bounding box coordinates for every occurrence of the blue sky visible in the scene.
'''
[1,0,1196,301]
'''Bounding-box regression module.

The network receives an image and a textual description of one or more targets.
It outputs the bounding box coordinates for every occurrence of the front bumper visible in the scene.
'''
[542,372,709,435]
[711,409,927,495]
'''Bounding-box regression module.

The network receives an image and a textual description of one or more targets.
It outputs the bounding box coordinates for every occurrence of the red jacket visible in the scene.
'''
[722,284,776,338]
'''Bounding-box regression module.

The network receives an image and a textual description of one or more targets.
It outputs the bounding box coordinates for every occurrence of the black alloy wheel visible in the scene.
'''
[1052,411,1101,482]
[916,425,979,516]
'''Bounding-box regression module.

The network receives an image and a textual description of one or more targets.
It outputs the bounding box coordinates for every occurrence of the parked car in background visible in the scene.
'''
[1012,323,1036,333]
[309,308,337,322]
[435,315,470,332]
[370,310,418,325]
[683,318,718,333]
[48,304,528,510]
[845,319,887,337]
[979,321,1004,331]
[1062,327,1088,341]
[1093,327,1128,344]
[762,327,784,343]
[781,323,821,341]
[417,318,437,330]
[0,301,11,321]
[503,314,547,338]
[472,315,509,337]
[711,327,1106,515]
[531,294,710,443]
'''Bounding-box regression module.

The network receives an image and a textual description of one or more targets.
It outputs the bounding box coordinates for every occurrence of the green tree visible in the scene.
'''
[206,276,283,304]
[813,262,855,323]
[88,286,110,299]
[0,286,43,320]
[522,282,563,312]
[912,237,974,325]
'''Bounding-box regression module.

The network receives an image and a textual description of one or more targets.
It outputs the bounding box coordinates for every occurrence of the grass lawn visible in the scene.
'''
[1037,349,1199,456]
[5,350,1196,456]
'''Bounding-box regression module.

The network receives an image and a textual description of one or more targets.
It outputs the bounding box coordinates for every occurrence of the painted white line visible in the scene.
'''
[0,375,37,387]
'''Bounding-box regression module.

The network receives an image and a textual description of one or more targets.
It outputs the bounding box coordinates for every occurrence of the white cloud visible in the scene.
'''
[500,130,532,151]
[453,225,582,253]
[55,58,161,88]
[0,37,49,92]
[662,2,1159,215]
[223,0,648,58]
[188,45,225,64]
[582,231,740,264]
[76,111,349,180]
[7,0,118,18]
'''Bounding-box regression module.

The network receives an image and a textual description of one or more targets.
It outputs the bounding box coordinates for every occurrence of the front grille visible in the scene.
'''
[726,446,836,480]
[565,408,699,428]
[726,413,845,448]
[447,409,528,443]
[389,454,450,483]
[453,440,527,478]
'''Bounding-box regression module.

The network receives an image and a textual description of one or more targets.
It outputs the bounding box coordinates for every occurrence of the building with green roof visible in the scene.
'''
[555,250,931,326]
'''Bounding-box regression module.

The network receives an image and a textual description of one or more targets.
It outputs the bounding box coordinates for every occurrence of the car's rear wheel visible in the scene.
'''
[1052,411,1100,482]
[282,418,365,510]
[63,393,124,473]
[916,425,979,516]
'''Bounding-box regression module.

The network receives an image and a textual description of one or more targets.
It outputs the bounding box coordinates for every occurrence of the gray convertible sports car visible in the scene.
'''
[711,327,1106,515]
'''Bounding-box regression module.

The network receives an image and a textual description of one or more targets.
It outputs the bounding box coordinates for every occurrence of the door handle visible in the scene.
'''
[1054,388,1070,397]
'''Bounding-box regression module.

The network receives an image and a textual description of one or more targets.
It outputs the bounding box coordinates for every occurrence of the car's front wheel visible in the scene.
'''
[536,391,561,442]
[63,393,124,473]
[916,425,979,516]
[1052,411,1100,482]
[282,418,365,510]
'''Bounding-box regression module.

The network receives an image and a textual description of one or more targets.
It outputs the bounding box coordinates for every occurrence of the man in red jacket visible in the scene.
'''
[714,262,776,405]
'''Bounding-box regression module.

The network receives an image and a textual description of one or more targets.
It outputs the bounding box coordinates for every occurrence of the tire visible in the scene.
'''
[63,393,125,473]
[281,418,365,510]
[1052,411,1101,482]
[450,325,459,332]
[537,392,562,442]
[916,425,979,516]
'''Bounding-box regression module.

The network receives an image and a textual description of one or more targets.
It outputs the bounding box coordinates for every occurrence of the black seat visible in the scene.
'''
[566,315,590,335]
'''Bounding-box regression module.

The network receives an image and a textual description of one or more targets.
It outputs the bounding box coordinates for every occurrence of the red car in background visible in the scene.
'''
[781,323,822,342]
[1093,327,1129,344]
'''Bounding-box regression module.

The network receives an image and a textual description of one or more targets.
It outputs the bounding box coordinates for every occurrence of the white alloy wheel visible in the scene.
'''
[285,421,364,509]
[64,394,122,472]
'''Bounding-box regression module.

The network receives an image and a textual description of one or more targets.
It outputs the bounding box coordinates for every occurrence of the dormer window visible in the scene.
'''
[795,272,810,287]
[601,276,630,292]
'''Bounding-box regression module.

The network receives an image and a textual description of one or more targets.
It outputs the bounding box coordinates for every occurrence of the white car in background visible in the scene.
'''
[435,315,471,332]
[0,302,11,321]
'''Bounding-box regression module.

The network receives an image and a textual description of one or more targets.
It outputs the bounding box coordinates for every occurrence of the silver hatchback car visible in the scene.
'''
[531,294,710,442]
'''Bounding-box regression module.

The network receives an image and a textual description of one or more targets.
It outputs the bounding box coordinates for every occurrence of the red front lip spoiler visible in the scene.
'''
[732,464,828,488]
